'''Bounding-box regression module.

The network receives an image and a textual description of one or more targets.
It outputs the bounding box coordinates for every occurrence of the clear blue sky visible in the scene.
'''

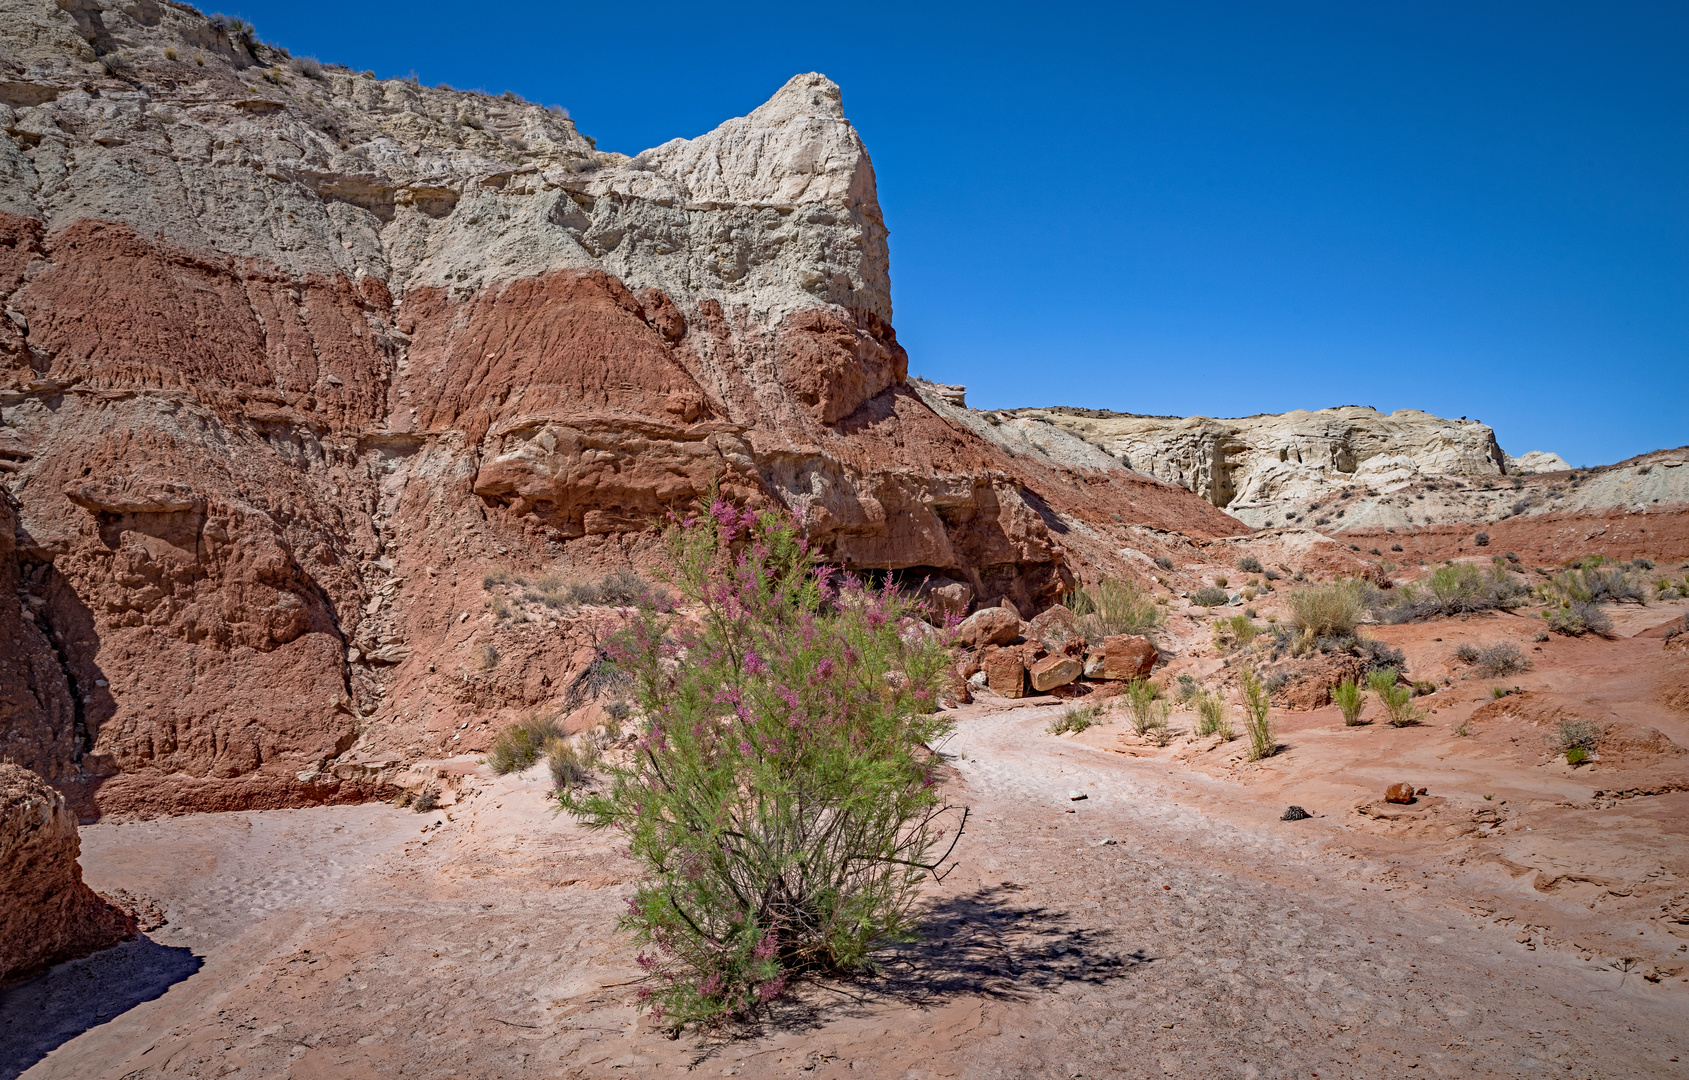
[229,1,1686,466]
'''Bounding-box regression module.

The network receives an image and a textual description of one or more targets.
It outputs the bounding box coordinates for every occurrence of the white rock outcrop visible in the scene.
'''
[1002,406,1572,527]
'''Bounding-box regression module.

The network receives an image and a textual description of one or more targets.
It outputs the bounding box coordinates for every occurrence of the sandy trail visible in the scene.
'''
[6,703,1686,1079]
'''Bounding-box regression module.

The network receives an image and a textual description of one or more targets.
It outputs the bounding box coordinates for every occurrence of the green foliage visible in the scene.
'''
[1193,691,1231,739]
[1378,682,1418,727]
[1332,678,1366,726]
[1543,563,1645,607]
[1239,668,1276,760]
[1553,719,1602,757]
[1190,585,1230,608]
[1065,577,1163,641]
[1378,562,1530,622]
[1287,581,1363,637]
[1126,679,1160,735]
[545,736,597,791]
[1545,599,1613,638]
[561,503,959,1028]
[1211,614,1259,653]
[485,714,562,774]
[1047,704,1100,735]
[1366,667,1398,697]
[1565,746,1590,766]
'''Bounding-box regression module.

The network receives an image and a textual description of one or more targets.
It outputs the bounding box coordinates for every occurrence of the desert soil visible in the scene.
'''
[7,610,1689,1080]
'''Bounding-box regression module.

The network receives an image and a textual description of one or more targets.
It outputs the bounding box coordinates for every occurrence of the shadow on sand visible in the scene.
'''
[0,935,201,1079]
[686,883,1153,1063]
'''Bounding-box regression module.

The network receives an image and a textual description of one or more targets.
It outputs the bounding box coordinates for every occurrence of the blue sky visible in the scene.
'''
[232,2,1686,466]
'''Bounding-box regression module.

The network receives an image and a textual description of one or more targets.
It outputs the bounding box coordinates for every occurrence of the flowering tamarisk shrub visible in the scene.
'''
[561,502,963,1028]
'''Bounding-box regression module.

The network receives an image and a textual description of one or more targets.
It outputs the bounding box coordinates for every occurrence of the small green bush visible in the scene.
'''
[1379,683,1418,726]
[1287,582,1363,637]
[546,736,597,791]
[1553,720,1601,759]
[1126,679,1159,735]
[1546,599,1612,638]
[1193,691,1230,738]
[1190,585,1229,608]
[1211,614,1259,653]
[1332,678,1365,726]
[1047,704,1100,735]
[1240,668,1276,760]
[1066,577,1163,641]
[1378,562,1529,622]
[486,714,562,774]
[1456,642,1529,677]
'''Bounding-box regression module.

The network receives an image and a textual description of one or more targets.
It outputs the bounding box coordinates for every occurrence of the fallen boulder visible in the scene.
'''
[952,606,1022,648]
[1028,605,1086,656]
[984,651,1028,698]
[1088,635,1157,681]
[2,763,137,984]
[1384,782,1417,805]
[1030,654,1082,692]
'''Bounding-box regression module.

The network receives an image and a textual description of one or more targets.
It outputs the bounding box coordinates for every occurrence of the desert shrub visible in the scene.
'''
[1287,581,1363,637]
[164,46,177,60]
[1048,704,1100,735]
[1454,643,1480,664]
[1239,668,1276,760]
[1066,577,1162,641]
[1552,720,1601,763]
[1543,565,1646,608]
[1194,692,1231,739]
[1190,585,1229,608]
[1213,575,1229,588]
[1146,702,1174,746]
[411,786,439,813]
[1474,532,1490,547]
[1126,679,1159,735]
[1545,600,1612,638]
[561,503,957,1028]
[486,713,562,774]
[1236,555,1264,573]
[1154,556,1174,571]
[476,643,501,670]
[1490,685,1518,699]
[100,52,132,75]
[1469,642,1529,678]
[288,55,324,78]
[1378,562,1529,622]
[1175,674,1199,704]
[561,568,675,612]
[1366,667,1398,697]
[1263,569,1282,581]
[1332,678,1366,726]
[1378,682,1418,726]
[1211,614,1259,653]
[545,736,596,791]
[1390,543,1403,552]
[1412,680,1436,696]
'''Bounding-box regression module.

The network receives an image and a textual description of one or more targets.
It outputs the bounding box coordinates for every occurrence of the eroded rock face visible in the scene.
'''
[0,763,135,983]
[1002,406,1567,526]
[0,3,1244,816]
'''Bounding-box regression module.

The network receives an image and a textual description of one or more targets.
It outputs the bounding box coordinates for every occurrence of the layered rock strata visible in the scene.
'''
[0,1,1243,816]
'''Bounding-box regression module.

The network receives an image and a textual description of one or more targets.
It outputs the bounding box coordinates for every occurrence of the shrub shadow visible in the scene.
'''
[0,935,201,1079]
[686,884,1151,1062]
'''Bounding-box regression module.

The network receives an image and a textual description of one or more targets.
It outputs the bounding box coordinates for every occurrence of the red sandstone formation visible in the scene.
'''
[0,762,135,983]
